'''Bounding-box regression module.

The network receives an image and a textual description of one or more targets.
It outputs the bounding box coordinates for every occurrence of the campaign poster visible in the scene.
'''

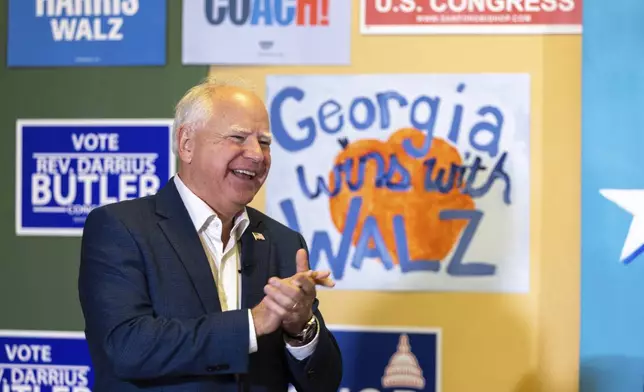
[7,0,167,67]
[265,74,530,293]
[182,0,351,65]
[360,0,582,35]
[0,330,94,391]
[15,119,175,236]
[579,0,644,390]
[289,326,441,392]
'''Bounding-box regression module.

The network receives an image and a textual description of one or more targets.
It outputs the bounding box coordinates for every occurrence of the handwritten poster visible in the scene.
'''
[265,74,531,292]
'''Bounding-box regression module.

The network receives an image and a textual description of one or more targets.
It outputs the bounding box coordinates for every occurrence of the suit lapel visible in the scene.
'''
[240,211,272,309]
[155,179,222,314]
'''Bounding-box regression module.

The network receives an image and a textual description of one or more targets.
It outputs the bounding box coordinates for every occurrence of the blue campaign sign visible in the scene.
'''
[0,330,93,391]
[7,0,166,67]
[15,119,175,236]
[326,326,441,392]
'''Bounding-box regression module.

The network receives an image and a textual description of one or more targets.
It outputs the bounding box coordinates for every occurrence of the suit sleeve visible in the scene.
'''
[286,233,343,392]
[78,206,250,381]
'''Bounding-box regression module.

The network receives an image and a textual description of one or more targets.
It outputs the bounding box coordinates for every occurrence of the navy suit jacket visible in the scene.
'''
[78,178,342,391]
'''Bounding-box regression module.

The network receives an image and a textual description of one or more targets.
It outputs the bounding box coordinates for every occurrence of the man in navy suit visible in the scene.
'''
[78,76,343,391]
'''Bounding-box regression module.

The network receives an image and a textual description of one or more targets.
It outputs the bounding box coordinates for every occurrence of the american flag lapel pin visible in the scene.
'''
[252,232,265,241]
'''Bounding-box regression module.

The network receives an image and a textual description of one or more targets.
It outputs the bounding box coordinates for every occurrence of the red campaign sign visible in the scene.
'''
[361,0,582,34]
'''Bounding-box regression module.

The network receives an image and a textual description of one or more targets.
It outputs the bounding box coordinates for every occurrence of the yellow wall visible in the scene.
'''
[210,3,581,390]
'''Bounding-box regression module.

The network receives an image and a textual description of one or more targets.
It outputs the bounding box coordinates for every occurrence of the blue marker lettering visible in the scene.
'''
[424,159,461,194]
[393,215,441,272]
[384,154,411,190]
[280,196,362,279]
[351,216,394,271]
[441,209,495,276]
[376,91,409,130]
[318,99,343,134]
[469,106,504,158]
[464,152,512,204]
[447,83,466,143]
[349,97,376,131]
[402,95,440,158]
[269,83,506,159]
[270,86,316,152]
[296,164,342,199]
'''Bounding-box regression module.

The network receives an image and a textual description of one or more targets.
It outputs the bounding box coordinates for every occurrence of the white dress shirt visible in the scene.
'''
[173,175,318,360]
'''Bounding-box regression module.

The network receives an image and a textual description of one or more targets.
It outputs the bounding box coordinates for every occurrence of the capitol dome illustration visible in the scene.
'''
[381,333,426,389]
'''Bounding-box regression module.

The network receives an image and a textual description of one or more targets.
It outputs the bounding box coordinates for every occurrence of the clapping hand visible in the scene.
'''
[267,249,334,335]
[251,249,334,337]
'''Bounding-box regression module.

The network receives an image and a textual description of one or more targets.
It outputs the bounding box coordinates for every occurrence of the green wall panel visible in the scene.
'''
[0,1,208,330]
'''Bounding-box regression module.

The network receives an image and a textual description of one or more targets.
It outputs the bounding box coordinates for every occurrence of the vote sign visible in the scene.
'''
[0,330,94,391]
[15,119,175,236]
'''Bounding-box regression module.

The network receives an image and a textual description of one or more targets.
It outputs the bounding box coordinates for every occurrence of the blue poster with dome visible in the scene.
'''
[307,326,441,392]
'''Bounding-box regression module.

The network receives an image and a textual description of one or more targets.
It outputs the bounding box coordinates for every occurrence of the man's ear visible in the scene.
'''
[177,125,195,164]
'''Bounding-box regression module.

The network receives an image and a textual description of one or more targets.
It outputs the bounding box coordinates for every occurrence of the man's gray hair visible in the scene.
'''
[171,75,256,155]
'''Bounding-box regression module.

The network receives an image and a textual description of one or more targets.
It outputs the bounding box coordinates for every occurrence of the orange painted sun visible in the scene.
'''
[328,127,475,265]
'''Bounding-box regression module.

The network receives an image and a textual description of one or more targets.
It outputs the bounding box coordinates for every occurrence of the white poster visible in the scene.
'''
[265,74,531,292]
[182,0,351,65]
